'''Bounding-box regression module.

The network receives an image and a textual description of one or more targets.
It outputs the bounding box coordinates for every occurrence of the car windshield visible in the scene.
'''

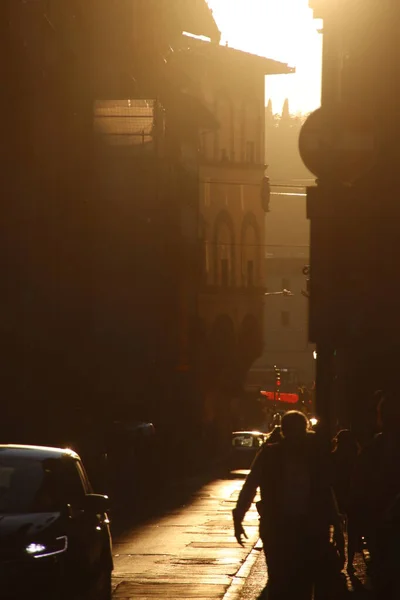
[232,434,264,448]
[0,454,77,514]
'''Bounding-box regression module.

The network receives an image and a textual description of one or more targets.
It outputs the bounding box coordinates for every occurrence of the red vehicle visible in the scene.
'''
[243,366,313,430]
[248,366,299,404]
[244,366,302,428]
[260,389,299,404]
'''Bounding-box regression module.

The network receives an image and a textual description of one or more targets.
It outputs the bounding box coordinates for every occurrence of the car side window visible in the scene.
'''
[60,459,86,506]
[75,460,92,494]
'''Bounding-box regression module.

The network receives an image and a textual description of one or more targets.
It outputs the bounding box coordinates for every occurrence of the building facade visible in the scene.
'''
[306,0,400,437]
[172,41,293,437]
[244,109,315,420]
[2,0,297,451]
[1,1,220,448]
[261,111,315,387]
[260,190,315,386]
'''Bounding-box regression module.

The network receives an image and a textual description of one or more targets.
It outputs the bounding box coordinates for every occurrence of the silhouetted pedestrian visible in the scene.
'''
[266,425,282,444]
[311,418,333,457]
[352,391,400,599]
[233,411,344,600]
[331,429,360,573]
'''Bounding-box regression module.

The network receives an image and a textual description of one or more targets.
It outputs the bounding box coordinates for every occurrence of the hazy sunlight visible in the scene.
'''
[207,0,322,115]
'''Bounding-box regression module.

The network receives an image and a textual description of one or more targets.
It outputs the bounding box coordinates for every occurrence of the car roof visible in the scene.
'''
[232,431,265,436]
[0,444,79,460]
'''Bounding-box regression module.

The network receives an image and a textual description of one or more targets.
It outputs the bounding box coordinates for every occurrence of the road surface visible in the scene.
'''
[112,471,260,599]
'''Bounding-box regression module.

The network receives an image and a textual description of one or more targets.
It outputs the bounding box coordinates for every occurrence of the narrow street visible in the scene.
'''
[112,472,261,599]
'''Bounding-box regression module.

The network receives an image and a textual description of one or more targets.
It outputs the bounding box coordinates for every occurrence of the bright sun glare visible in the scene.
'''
[207,0,322,115]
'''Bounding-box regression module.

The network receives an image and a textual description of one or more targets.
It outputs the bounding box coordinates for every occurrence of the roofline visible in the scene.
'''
[180,0,221,44]
[178,38,295,75]
[308,0,324,19]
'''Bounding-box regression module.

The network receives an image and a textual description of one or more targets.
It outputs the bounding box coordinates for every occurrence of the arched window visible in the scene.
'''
[241,213,260,287]
[217,222,232,286]
[214,212,235,286]
[215,93,234,162]
[242,99,261,164]
[199,217,209,284]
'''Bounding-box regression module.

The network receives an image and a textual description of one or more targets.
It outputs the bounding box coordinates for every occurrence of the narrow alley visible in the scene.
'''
[112,473,261,599]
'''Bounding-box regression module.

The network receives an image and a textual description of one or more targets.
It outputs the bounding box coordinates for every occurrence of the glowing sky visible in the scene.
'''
[207,0,322,114]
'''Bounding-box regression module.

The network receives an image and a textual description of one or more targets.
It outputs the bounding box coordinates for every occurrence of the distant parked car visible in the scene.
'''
[0,445,113,600]
[229,431,267,470]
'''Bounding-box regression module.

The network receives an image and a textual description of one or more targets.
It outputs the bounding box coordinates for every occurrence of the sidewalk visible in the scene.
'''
[112,474,261,599]
[111,460,230,537]
[237,538,373,599]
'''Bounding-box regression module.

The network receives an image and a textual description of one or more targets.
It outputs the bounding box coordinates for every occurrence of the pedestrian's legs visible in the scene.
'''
[262,546,285,600]
[347,515,357,572]
[263,544,313,600]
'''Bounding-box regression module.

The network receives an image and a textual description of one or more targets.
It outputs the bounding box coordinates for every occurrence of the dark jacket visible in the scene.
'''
[331,449,358,514]
[235,433,339,540]
[352,432,400,534]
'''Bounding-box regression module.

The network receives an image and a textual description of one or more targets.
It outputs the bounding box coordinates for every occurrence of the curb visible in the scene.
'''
[222,539,264,600]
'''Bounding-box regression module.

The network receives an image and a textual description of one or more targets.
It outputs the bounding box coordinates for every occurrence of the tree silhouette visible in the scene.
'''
[265,103,312,181]
[281,98,290,121]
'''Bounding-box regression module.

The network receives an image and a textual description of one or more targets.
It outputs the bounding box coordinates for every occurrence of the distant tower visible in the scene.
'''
[281,98,290,119]
[280,98,291,129]
[266,99,273,122]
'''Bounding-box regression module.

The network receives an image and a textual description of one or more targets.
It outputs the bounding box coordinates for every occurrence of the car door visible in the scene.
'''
[59,458,104,574]
[74,459,109,568]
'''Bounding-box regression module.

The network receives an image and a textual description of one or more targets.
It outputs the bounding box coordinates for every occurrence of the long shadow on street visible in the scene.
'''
[110,463,237,538]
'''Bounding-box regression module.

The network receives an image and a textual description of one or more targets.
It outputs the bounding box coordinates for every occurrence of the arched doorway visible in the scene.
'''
[238,314,263,376]
[205,314,238,449]
[208,314,237,382]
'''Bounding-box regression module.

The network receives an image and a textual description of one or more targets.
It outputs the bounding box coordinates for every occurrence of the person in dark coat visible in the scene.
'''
[266,425,282,444]
[233,411,344,600]
[330,429,360,572]
[352,392,400,599]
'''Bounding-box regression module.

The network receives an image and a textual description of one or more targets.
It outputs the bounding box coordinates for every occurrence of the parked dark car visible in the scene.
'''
[0,445,113,600]
[229,431,267,470]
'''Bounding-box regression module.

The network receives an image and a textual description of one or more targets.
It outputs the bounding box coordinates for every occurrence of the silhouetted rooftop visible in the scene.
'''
[308,0,325,19]
[179,37,295,76]
[180,0,221,43]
